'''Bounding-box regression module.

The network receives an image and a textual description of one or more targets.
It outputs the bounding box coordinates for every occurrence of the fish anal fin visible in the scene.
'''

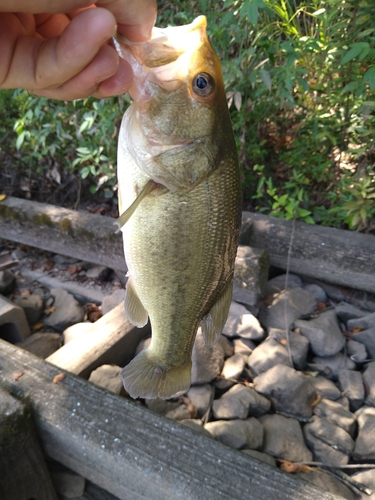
[120,349,191,399]
[201,279,233,348]
[124,278,149,327]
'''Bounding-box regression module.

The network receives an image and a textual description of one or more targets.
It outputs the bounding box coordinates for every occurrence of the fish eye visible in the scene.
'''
[192,72,215,97]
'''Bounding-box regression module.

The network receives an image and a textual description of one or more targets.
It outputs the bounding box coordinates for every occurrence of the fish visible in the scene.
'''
[115,15,242,400]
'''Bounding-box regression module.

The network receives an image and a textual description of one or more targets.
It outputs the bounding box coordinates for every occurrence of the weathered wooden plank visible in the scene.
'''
[242,212,375,294]
[46,303,150,379]
[0,196,126,272]
[0,340,344,500]
[0,388,58,500]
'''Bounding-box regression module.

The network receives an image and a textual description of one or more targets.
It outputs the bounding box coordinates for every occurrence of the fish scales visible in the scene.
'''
[116,16,242,399]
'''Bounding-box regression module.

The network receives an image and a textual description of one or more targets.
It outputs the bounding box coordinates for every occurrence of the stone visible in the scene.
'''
[354,407,375,460]
[264,274,303,295]
[63,322,92,344]
[298,471,357,500]
[268,328,309,370]
[294,309,345,357]
[218,335,234,358]
[49,462,85,498]
[14,294,44,325]
[101,289,125,315]
[145,398,180,416]
[335,301,368,323]
[191,329,225,384]
[302,283,327,303]
[17,333,62,358]
[222,302,265,341]
[232,246,270,307]
[350,327,375,359]
[335,396,350,411]
[88,365,124,395]
[186,384,213,417]
[347,312,375,331]
[86,265,111,280]
[44,288,84,332]
[313,398,356,436]
[212,384,271,420]
[247,338,290,375]
[221,354,245,380]
[258,287,317,330]
[312,353,356,380]
[180,419,212,437]
[165,404,192,421]
[254,364,316,418]
[303,416,354,466]
[307,375,341,401]
[0,294,30,342]
[350,470,375,500]
[362,361,375,407]
[204,418,263,450]
[233,338,255,358]
[338,368,365,411]
[0,269,16,295]
[134,336,151,356]
[260,414,313,462]
[241,449,276,467]
[347,339,368,364]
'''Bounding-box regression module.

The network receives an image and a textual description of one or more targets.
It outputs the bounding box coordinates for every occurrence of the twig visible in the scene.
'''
[284,216,296,368]
[294,462,375,470]
[325,468,373,497]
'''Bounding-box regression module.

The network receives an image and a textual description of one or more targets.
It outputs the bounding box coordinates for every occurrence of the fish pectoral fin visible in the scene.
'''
[114,180,157,232]
[120,349,191,399]
[201,279,233,348]
[124,278,149,327]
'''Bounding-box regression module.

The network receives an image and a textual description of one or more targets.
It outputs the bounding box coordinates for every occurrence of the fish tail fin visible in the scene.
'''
[120,349,191,400]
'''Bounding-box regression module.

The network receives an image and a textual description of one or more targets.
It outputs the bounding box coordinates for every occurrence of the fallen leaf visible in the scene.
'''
[279,338,288,346]
[53,373,65,384]
[316,301,327,310]
[279,459,313,474]
[179,396,197,419]
[0,194,6,202]
[21,288,31,296]
[32,322,44,331]
[84,303,102,322]
[67,265,81,275]
[350,327,364,334]
[12,371,24,381]
[310,394,322,408]
[44,306,56,315]
[44,260,54,271]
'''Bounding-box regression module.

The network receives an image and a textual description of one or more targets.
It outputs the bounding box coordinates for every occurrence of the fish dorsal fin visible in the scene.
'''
[201,279,233,348]
[114,180,156,232]
[124,278,149,327]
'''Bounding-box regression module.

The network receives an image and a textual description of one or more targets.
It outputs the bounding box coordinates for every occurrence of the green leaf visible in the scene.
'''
[260,69,272,91]
[363,67,375,90]
[340,43,370,65]
[16,131,25,150]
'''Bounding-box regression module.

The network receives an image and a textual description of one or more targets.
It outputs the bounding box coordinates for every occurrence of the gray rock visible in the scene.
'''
[338,368,365,411]
[363,361,375,406]
[312,353,356,380]
[17,332,62,358]
[134,336,151,356]
[268,328,309,370]
[233,246,270,307]
[89,365,124,395]
[14,294,44,325]
[258,287,317,330]
[313,398,356,436]
[212,384,270,420]
[302,284,327,303]
[180,419,212,437]
[247,338,290,375]
[101,289,125,315]
[335,396,350,411]
[191,329,224,384]
[221,354,245,380]
[44,288,84,331]
[347,339,368,364]
[165,404,192,421]
[350,470,375,500]
[350,327,375,359]
[204,418,263,450]
[233,338,255,358]
[294,309,345,357]
[212,377,236,391]
[0,269,16,295]
[186,384,213,417]
[264,274,303,295]
[335,302,368,323]
[298,470,357,500]
[241,449,276,467]
[306,362,333,379]
[254,364,316,418]
[347,312,375,330]
[63,322,92,344]
[218,335,234,358]
[259,414,312,462]
[304,416,354,466]
[86,265,111,280]
[145,398,180,416]
[50,462,85,499]
[354,407,375,459]
[307,375,341,401]
[223,302,265,341]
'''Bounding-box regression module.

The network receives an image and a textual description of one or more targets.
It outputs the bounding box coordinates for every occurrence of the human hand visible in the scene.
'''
[0,0,157,100]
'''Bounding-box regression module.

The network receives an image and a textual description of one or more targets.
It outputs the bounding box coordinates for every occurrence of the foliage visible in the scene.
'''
[0,0,374,231]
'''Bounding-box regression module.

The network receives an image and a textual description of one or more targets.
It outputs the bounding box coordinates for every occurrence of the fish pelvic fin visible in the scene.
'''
[120,349,192,400]
[114,180,157,232]
[124,278,149,327]
[201,279,233,348]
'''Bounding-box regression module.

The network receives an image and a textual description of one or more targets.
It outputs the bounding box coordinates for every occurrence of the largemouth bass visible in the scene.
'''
[115,16,241,399]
